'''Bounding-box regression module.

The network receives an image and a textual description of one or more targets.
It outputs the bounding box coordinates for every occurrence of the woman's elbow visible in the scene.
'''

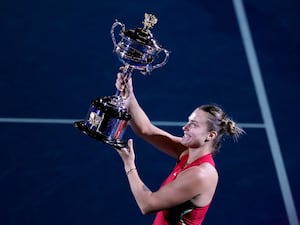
[139,203,157,215]
[140,207,155,215]
[140,208,150,215]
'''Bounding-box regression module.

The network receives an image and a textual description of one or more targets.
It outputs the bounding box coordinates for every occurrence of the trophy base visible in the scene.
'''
[74,95,131,149]
[74,120,127,149]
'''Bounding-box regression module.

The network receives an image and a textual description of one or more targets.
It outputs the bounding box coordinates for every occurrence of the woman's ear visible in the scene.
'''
[208,131,218,141]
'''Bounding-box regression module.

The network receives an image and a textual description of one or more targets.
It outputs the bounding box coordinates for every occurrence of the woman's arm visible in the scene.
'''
[128,92,185,157]
[116,140,217,214]
[116,71,185,158]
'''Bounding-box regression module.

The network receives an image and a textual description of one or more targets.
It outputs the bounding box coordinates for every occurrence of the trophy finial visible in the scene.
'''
[142,13,158,31]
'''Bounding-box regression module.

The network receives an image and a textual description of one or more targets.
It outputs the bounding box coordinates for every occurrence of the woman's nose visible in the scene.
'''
[182,123,188,131]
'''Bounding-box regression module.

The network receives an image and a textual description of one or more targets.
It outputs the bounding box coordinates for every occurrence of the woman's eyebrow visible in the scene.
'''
[188,118,199,124]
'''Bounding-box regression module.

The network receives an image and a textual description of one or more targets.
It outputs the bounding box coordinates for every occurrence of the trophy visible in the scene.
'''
[74,13,169,148]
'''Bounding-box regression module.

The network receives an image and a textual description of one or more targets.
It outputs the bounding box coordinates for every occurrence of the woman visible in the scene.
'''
[114,71,244,225]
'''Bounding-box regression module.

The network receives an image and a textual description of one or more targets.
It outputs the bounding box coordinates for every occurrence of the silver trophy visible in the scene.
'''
[74,13,169,148]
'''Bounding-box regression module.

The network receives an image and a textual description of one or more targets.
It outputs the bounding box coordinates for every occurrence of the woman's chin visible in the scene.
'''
[180,138,190,147]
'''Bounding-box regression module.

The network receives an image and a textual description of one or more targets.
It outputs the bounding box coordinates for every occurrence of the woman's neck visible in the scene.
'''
[187,147,211,164]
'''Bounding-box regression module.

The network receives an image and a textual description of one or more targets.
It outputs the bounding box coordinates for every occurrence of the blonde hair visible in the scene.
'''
[199,104,245,153]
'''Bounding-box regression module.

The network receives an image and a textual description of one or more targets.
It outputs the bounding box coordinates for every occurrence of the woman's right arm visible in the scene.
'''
[128,92,185,157]
[116,71,185,158]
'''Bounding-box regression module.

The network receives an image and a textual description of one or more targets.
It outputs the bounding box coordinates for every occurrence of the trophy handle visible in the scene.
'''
[152,48,170,71]
[111,20,125,49]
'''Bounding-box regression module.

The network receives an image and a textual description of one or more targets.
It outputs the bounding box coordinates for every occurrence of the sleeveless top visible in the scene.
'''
[152,153,215,225]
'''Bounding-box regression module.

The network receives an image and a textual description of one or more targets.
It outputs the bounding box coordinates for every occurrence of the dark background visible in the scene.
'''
[0,0,299,224]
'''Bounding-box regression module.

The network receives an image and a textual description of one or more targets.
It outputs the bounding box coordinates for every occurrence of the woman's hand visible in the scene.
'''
[115,139,136,171]
[115,67,134,101]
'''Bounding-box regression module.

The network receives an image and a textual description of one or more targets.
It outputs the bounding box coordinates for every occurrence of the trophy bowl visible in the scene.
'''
[74,13,169,148]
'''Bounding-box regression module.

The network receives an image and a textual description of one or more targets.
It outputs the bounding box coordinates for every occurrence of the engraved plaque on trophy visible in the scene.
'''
[74,13,169,148]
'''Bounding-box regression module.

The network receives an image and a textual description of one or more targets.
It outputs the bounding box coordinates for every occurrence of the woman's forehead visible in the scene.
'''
[189,109,208,121]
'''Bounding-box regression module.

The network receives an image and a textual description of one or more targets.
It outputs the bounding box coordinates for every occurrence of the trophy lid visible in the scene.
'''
[122,13,159,46]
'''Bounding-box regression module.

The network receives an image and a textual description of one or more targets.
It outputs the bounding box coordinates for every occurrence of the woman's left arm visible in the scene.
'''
[116,139,215,215]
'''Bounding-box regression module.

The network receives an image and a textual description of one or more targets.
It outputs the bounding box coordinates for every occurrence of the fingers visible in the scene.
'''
[115,67,134,101]
[115,73,126,91]
[114,139,135,168]
[127,139,133,149]
[121,146,129,154]
[115,71,132,97]
[118,139,133,154]
[117,71,129,83]
[114,145,128,154]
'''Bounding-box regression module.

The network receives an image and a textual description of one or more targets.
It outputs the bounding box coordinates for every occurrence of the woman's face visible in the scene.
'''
[181,109,211,148]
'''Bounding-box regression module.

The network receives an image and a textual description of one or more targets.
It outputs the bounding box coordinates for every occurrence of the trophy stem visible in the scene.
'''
[115,64,134,96]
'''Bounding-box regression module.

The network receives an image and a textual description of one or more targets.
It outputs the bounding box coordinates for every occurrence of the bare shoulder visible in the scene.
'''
[195,163,218,180]
[179,163,218,187]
